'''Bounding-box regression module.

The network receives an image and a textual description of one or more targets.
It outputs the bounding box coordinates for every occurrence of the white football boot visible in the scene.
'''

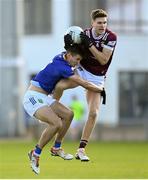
[28,150,40,174]
[51,147,74,160]
[75,148,90,161]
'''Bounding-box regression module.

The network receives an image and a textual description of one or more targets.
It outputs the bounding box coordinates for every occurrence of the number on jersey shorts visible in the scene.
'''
[23,90,56,117]
[76,65,105,86]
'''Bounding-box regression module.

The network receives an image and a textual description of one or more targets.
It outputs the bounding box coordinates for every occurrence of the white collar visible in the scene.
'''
[92,27,105,40]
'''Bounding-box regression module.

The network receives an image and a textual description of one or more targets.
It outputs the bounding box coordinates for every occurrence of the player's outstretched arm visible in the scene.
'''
[68,74,103,92]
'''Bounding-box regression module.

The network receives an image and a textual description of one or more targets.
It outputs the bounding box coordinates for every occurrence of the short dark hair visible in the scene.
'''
[66,44,84,57]
[91,9,108,20]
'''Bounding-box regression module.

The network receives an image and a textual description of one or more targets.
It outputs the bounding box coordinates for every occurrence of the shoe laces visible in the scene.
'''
[52,147,66,156]
[32,152,40,167]
[78,148,86,155]
[58,148,66,156]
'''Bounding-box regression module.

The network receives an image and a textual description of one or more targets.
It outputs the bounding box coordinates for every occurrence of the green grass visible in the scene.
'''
[0,140,148,179]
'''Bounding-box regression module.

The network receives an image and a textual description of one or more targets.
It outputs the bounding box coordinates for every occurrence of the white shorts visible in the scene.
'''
[76,65,105,86]
[23,90,56,117]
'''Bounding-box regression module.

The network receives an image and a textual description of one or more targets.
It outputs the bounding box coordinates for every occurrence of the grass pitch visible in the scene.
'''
[0,140,148,179]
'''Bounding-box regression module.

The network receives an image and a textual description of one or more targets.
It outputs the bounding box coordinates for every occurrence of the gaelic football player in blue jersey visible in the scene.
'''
[23,44,103,174]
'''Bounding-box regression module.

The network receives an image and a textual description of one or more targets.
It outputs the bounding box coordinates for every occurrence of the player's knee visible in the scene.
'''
[89,110,98,120]
[57,120,63,130]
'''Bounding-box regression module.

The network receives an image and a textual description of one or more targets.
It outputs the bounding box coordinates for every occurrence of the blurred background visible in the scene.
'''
[0,0,148,141]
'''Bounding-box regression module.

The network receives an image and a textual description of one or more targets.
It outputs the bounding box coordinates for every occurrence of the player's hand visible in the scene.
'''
[80,32,93,48]
[64,34,73,50]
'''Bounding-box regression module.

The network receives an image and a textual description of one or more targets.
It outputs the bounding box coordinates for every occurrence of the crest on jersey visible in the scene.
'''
[95,41,100,48]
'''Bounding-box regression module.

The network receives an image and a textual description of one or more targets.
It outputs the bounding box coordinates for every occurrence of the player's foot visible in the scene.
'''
[28,150,40,174]
[75,148,90,161]
[50,147,73,160]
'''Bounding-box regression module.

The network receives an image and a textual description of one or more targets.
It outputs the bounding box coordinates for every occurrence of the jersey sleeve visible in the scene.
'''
[103,33,117,51]
[61,66,74,78]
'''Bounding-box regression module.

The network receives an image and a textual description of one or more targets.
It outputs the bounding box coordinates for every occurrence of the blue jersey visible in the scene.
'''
[33,52,74,93]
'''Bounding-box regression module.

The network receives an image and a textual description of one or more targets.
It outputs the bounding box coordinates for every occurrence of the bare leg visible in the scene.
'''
[49,102,74,160]
[52,79,78,142]
[75,91,102,161]
[81,90,101,141]
[28,104,63,174]
[38,125,58,149]
[51,101,74,142]
[34,106,62,149]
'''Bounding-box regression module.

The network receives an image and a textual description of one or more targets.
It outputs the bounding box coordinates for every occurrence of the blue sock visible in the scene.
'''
[34,145,42,156]
[54,141,61,148]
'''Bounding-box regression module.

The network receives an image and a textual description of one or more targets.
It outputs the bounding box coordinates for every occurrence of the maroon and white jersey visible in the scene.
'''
[80,28,117,76]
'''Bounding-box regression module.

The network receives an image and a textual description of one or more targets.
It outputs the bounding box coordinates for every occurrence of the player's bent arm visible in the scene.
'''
[53,79,78,100]
[89,45,113,65]
[68,74,103,92]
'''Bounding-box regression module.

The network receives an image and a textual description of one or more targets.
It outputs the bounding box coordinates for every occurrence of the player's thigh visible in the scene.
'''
[86,90,101,111]
[51,101,73,120]
[34,105,61,125]
[55,79,78,90]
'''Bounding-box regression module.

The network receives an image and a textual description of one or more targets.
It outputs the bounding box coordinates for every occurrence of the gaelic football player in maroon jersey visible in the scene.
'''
[53,9,117,161]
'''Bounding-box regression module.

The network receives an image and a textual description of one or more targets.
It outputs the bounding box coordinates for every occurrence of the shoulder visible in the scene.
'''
[54,52,72,71]
[103,29,117,48]
[51,53,67,66]
[53,53,64,61]
[106,28,117,41]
